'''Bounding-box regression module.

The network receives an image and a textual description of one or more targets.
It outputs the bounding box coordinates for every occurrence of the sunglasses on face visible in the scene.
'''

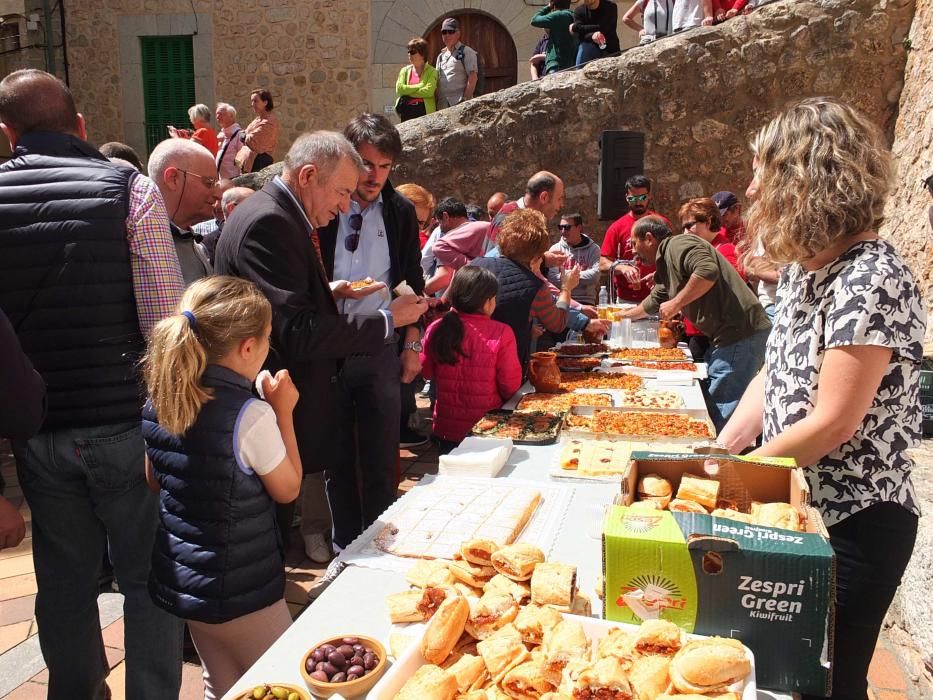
[441,29,456,34]
[345,213,363,252]
[682,220,703,231]
[626,194,649,203]
[558,224,573,231]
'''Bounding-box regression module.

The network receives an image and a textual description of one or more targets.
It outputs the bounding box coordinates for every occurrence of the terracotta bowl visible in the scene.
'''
[229,683,311,700]
[300,634,388,698]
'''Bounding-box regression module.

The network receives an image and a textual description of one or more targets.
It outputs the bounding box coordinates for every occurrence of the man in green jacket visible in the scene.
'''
[531,0,578,74]
[619,216,771,431]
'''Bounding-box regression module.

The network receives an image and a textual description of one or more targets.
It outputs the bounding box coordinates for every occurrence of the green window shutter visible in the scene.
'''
[140,36,195,156]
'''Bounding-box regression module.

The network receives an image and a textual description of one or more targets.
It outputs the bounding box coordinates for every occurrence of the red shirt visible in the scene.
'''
[723,219,746,245]
[191,127,219,156]
[599,210,670,303]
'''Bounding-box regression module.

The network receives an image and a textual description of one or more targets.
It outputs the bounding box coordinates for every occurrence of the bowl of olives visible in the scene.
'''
[235,683,310,700]
[300,635,387,698]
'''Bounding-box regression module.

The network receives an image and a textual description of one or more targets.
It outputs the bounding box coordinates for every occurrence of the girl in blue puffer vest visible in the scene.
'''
[141,275,302,700]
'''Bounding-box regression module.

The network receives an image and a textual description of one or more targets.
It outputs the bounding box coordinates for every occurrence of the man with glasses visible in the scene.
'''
[435,18,478,109]
[546,213,601,305]
[148,138,219,284]
[316,114,427,550]
[711,190,745,244]
[0,69,184,700]
[599,174,669,303]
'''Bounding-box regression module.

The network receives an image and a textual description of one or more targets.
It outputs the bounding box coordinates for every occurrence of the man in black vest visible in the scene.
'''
[0,69,184,700]
[316,114,426,550]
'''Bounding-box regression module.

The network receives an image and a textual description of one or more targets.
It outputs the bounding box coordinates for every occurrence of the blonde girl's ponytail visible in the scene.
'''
[142,275,272,435]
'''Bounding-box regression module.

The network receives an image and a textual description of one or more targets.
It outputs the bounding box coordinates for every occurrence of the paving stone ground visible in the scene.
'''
[0,399,926,698]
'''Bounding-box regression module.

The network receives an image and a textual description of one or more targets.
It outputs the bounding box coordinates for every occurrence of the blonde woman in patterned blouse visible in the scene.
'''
[719,97,927,700]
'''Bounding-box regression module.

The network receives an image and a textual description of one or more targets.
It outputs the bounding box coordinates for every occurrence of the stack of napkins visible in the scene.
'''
[438,437,513,478]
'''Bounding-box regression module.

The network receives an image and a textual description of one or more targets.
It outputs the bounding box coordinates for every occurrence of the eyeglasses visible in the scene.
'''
[177,169,218,189]
[682,221,699,231]
[626,194,649,203]
[441,29,457,34]
[344,213,363,252]
[558,224,573,231]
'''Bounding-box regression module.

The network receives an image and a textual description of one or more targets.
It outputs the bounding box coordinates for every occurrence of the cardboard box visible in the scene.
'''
[603,452,835,696]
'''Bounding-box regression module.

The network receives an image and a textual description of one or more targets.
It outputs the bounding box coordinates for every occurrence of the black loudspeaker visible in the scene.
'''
[597,131,645,221]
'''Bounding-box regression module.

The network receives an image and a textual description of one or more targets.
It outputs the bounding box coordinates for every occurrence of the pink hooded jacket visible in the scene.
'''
[421,312,523,443]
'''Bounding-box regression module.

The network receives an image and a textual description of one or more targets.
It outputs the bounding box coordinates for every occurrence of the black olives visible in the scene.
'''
[306,638,381,684]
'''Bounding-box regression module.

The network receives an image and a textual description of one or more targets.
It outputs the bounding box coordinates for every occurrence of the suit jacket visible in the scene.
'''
[214,180,387,471]
[317,180,426,298]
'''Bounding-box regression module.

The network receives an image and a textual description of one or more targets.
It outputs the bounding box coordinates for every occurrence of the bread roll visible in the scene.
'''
[514,603,562,646]
[484,574,532,605]
[491,543,545,581]
[421,595,470,665]
[630,653,671,700]
[755,502,802,531]
[633,618,683,656]
[668,498,708,514]
[464,592,520,640]
[669,638,751,695]
[675,475,720,511]
[574,656,632,699]
[502,659,559,699]
[444,653,486,693]
[530,562,577,609]
[461,539,499,566]
[450,559,497,588]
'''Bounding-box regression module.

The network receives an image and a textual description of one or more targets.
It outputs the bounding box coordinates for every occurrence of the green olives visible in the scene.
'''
[252,687,266,700]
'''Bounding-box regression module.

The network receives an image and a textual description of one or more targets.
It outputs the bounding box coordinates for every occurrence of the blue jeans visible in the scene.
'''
[13,421,183,700]
[576,42,604,67]
[703,329,769,433]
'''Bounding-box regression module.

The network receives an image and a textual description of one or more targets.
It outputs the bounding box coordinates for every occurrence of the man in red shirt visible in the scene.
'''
[712,190,745,244]
[598,174,669,303]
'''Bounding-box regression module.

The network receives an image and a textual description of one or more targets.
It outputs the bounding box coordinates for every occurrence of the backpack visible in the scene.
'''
[456,45,486,97]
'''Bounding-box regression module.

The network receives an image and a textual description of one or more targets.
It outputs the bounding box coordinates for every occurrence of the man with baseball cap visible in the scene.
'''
[435,18,478,109]
[711,190,744,243]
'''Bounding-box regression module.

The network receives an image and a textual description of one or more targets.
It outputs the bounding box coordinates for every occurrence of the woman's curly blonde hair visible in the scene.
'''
[744,96,893,266]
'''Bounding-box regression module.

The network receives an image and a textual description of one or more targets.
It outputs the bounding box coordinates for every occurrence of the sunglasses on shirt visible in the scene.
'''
[344,213,363,252]
[626,194,649,203]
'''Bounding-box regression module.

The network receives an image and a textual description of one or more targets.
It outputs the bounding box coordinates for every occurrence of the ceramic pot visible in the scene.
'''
[528,351,561,393]
[658,320,680,349]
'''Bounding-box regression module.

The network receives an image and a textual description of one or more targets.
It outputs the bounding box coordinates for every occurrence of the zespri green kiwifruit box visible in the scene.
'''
[602,452,836,696]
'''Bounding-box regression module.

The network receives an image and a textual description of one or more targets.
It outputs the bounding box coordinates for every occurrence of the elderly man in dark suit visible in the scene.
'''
[214,130,427,555]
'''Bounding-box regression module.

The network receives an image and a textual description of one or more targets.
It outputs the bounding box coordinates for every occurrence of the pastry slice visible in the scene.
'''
[629,653,671,700]
[755,502,802,531]
[477,625,531,684]
[711,508,755,524]
[668,499,708,514]
[386,590,425,623]
[514,603,563,646]
[569,591,592,617]
[461,539,500,566]
[393,663,458,700]
[491,544,546,581]
[597,627,635,664]
[675,475,720,511]
[531,562,577,610]
[542,619,590,685]
[572,656,633,700]
[632,619,683,656]
[465,592,520,640]
[407,559,451,589]
[422,595,470,665]
[669,638,751,695]
[484,574,532,605]
[444,653,487,693]
[450,559,497,588]
[501,659,558,699]
[417,586,452,620]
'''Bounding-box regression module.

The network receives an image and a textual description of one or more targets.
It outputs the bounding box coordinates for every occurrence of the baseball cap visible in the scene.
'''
[441,18,459,31]
[712,191,739,214]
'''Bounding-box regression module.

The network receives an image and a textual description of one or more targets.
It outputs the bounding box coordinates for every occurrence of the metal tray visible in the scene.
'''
[561,405,716,444]
[471,409,563,445]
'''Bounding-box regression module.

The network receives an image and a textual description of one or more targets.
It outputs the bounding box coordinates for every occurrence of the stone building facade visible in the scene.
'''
[0,0,638,162]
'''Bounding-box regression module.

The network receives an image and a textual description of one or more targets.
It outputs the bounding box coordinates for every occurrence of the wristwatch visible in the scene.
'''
[403,340,423,352]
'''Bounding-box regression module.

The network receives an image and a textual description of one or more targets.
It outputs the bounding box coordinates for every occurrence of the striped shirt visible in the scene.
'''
[126,175,185,336]
[530,285,569,332]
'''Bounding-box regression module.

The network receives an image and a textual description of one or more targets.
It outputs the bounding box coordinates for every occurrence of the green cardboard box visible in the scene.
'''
[603,452,836,696]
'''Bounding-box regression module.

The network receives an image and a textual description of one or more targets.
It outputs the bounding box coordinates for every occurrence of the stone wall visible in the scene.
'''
[880,0,933,330]
[61,0,371,161]
[392,0,915,238]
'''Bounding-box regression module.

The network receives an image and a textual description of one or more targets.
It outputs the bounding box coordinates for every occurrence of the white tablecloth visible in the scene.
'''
[222,439,792,699]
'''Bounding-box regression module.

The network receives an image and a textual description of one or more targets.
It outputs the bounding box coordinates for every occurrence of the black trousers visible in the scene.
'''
[326,343,401,548]
[803,502,918,700]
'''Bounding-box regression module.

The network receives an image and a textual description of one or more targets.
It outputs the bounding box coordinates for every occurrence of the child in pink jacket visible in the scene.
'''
[421,266,523,451]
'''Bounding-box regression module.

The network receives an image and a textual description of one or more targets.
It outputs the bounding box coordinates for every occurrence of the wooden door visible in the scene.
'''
[424,12,517,94]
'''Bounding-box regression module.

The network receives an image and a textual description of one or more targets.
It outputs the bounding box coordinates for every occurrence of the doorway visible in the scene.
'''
[424,12,517,95]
